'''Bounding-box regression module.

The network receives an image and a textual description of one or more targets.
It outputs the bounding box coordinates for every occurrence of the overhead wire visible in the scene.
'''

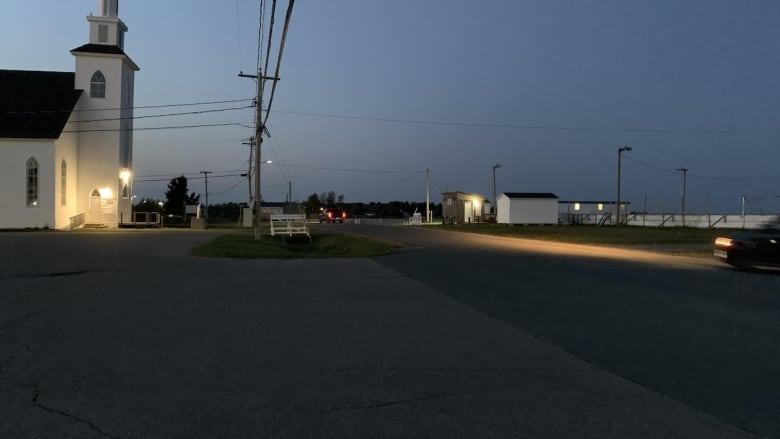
[73,105,252,124]
[623,155,780,182]
[1,98,253,115]
[270,109,780,135]
[134,172,246,183]
[261,0,295,128]
[62,122,246,134]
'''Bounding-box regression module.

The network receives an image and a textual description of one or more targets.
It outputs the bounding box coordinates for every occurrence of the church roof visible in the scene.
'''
[0,70,82,139]
[71,44,139,71]
[71,43,127,56]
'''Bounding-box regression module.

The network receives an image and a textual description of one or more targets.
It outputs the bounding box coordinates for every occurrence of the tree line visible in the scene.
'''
[132,177,442,222]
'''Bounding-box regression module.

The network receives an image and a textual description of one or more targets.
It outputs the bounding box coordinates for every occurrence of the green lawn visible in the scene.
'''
[193,232,398,259]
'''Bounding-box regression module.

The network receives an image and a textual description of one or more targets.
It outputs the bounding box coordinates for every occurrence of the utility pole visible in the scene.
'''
[288,181,292,204]
[242,137,254,201]
[200,171,211,220]
[492,163,502,216]
[677,167,688,227]
[616,145,632,225]
[425,168,430,223]
[239,71,279,240]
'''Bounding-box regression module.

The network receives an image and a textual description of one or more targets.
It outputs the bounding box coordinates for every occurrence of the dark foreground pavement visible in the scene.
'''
[0,230,754,438]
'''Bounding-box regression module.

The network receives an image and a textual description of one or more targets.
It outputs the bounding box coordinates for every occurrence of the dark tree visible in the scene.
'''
[133,198,164,213]
[305,193,323,215]
[164,176,200,217]
[318,191,337,206]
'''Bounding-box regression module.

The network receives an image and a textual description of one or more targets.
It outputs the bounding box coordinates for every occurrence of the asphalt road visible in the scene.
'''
[330,224,780,438]
[0,227,776,438]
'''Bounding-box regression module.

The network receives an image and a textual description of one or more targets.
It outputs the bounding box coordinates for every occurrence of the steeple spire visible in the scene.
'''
[87,0,126,49]
[98,0,119,18]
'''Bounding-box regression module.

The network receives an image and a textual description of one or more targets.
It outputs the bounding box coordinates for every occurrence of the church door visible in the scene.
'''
[88,189,102,224]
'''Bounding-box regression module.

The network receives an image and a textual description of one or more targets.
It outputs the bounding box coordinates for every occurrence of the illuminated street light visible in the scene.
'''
[616,145,632,225]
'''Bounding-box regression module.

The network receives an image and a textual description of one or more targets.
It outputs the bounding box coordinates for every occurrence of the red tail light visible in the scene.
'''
[342,211,347,218]
[328,212,333,218]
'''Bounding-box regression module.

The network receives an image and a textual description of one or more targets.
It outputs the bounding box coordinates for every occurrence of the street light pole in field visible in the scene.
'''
[492,163,502,216]
[616,146,632,225]
[677,167,688,227]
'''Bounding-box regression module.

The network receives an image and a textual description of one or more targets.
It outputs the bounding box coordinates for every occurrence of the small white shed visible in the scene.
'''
[497,192,559,225]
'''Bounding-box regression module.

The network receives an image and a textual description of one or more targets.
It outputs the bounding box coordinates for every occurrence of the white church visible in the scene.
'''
[0,0,137,229]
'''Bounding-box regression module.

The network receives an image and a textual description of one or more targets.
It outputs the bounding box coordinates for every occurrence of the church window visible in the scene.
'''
[98,25,108,43]
[26,157,39,207]
[90,71,106,98]
[61,160,67,206]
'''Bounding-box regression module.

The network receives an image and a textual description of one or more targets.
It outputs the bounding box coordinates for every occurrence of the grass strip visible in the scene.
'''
[193,232,398,259]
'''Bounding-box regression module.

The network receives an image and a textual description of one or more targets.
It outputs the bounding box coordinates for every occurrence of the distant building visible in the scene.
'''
[496,192,559,225]
[0,0,138,229]
[441,191,489,224]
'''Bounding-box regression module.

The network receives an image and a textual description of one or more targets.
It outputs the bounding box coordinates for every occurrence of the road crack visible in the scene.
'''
[304,385,556,414]
[31,386,121,439]
[312,365,599,375]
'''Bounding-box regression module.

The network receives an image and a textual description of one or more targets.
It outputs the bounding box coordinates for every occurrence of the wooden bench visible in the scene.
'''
[270,214,310,240]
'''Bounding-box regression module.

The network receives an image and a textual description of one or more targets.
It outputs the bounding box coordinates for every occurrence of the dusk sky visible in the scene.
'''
[3,0,780,213]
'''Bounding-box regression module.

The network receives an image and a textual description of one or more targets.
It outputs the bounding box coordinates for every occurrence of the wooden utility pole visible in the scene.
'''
[239,71,279,240]
[425,168,430,223]
[200,171,211,220]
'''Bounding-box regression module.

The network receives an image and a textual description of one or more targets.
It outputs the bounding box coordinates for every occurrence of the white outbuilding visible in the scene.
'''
[496,192,559,225]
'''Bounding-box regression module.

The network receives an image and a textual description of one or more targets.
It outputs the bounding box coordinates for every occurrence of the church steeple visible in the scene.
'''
[88,0,126,49]
[99,0,119,18]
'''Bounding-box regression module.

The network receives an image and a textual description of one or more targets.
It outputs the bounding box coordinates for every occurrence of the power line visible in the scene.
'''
[261,0,295,128]
[1,98,253,115]
[74,105,251,124]
[263,0,277,79]
[279,163,425,174]
[210,176,248,196]
[271,109,780,135]
[61,122,248,134]
[135,173,246,183]
[136,169,246,179]
[623,155,780,182]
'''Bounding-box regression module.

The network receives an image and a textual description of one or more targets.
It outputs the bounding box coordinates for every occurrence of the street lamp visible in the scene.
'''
[492,163,502,215]
[616,145,632,225]
[677,167,688,227]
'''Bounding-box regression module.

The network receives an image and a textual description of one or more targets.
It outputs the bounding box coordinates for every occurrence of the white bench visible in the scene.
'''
[270,214,310,239]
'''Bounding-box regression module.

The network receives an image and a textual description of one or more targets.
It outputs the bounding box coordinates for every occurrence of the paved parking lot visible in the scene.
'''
[0,230,754,438]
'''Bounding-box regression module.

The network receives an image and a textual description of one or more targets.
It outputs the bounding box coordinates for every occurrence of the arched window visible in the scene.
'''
[61,160,67,206]
[90,71,106,98]
[26,157,39,207]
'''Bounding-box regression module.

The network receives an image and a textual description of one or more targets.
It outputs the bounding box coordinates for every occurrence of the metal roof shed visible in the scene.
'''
[497,192,559,225]
[441,191,489,224]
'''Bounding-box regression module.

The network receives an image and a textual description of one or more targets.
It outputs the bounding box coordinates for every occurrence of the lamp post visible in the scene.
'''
[677,167,688,227]
[616,145,632,225]
[492,163,502,216]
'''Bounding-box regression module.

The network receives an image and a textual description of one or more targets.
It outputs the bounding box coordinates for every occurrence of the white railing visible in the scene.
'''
[270,214,310,239]
[625,214,778,229]
[69,211,86,230]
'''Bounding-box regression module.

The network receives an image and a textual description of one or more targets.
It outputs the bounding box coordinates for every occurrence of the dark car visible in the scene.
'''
[713,229,780,270]
[319,208,347,224]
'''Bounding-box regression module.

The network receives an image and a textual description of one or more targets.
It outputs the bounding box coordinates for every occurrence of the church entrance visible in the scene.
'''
[88,189,103,224]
